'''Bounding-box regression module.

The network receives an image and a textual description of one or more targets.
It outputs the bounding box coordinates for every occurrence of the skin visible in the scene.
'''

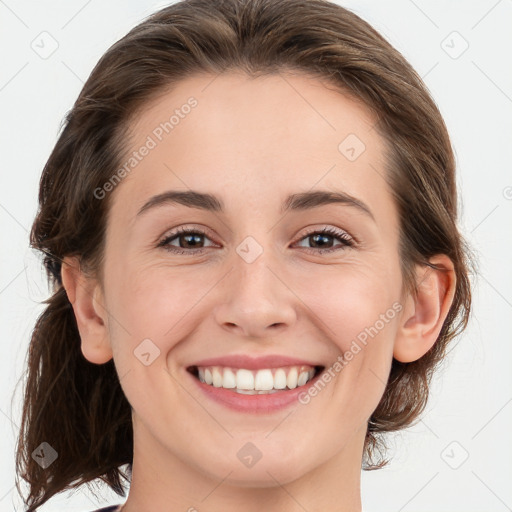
[62,71,456,512]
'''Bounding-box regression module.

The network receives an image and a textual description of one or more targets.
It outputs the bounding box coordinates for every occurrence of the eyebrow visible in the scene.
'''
[136,189,375,221]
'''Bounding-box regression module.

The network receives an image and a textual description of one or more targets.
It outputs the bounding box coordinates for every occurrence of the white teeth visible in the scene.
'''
[286,367,298,389]
[212,367,223,387]
[254,369,274,390]
[297,370,309,387]
[236,369,254,390]
[195,364,319,392]
[223,368,236,388]
[274,368,287,389]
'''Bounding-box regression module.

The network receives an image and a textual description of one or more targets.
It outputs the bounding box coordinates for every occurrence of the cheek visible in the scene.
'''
[294,264,399,408]
[112,255,201,318]
[103,256,189,342]
[294,262,400,351]
[108,261,226,368]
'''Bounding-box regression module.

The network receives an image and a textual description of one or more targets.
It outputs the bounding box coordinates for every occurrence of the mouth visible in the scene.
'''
[186,364,325,395]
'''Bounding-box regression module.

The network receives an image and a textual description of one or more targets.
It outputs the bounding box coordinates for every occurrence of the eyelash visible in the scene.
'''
[157,225,355,255]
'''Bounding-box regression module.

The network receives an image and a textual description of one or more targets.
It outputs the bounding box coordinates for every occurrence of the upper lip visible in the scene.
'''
[188,354,323,370]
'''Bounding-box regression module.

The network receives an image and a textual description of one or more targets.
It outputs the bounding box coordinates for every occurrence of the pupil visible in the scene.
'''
[178,233,335,249]
[182,234,202,248]
[311,234,332,248]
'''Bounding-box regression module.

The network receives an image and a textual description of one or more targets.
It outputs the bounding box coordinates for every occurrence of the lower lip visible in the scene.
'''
[187,368,323,413]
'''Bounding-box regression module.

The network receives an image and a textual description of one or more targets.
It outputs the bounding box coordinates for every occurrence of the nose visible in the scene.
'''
[213,243,298,339]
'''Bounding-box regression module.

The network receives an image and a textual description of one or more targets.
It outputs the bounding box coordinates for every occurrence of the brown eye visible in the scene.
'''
[158,227,216,254]
[157,226,354,256]
[294,227,354,254]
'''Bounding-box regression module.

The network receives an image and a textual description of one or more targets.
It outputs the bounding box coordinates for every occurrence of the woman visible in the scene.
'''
[15,0,474,511]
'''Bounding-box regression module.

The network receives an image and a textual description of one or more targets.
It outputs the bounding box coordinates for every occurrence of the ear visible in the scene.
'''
[61,255,113,364]
[393,254,456,363]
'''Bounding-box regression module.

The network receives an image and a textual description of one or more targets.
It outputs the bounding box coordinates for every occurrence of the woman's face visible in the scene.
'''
[98,71,406,485]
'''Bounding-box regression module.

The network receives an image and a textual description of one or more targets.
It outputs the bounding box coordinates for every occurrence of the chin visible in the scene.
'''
[194,447,316,488]
[220,463,309,488]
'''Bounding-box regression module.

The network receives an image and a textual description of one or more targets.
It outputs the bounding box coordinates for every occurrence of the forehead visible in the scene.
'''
[109,70,393,224]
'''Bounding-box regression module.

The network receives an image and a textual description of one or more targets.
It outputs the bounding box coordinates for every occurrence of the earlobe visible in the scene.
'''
[393,254,456,363]
[61,256,113,364]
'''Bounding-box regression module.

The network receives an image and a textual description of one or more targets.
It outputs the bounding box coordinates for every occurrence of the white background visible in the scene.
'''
[1,1,511,511]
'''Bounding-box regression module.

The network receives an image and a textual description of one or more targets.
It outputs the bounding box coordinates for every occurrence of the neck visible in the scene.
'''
[120,421,366,512]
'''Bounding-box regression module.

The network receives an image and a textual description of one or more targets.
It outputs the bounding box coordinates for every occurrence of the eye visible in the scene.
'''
[292,226,354,254]
[157,226,216,255]
[157,225,355,255]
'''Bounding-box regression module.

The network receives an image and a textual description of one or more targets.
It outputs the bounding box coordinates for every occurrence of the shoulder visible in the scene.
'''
[87,506,122,512]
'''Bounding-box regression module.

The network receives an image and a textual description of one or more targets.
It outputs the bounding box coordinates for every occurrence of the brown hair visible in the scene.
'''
[14,0,475,509]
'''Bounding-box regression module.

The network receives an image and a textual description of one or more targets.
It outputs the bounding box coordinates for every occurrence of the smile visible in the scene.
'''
[191,364,321,394]
[186,363,325,413]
